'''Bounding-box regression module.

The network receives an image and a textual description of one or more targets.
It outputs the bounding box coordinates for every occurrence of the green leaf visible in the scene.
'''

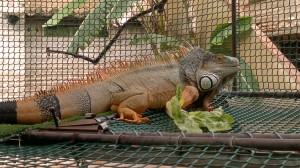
[67,0,140,54]
[237,16,252,33]
[176,84,183,103]
[205,17,258,91]
[166,84,183,119]
[166,84,235,133]
[209,23,232,44]
[224,114,235,123]
[190,108,235,132]
[130,33,182,48]
[210,24,233,46]
[207,16,252,50]
[239,60,260,91]
[107,1,137,25]
[173,111,203,133]
[42,0,87,27]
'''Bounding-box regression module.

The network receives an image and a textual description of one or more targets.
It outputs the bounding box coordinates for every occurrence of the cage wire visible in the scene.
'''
[1,0,300,167]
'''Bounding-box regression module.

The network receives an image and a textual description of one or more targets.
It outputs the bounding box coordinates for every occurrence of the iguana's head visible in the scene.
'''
[179,48,240,92]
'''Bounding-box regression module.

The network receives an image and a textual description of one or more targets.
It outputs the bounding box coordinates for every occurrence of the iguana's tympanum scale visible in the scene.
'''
[0,48,240,124]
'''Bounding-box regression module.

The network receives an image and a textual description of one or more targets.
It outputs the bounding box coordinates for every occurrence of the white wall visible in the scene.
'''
[0,0,26,101]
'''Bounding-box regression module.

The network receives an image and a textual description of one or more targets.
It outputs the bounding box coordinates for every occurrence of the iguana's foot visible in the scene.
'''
[111,91,150,124]
[117,108,150,124]
[123,117,150,124]
[203,103,215,111]
[203,95,215,111]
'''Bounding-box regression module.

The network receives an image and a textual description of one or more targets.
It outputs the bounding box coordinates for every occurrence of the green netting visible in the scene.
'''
[1,93,300,167]
[109,110,181,133]
[1,143,300,167]
[1,0,300,167]
[107,93,300,134]
[214,94,300,134]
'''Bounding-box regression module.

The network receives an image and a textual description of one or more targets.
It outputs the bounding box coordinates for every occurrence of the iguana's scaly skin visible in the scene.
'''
[0,48,240,124]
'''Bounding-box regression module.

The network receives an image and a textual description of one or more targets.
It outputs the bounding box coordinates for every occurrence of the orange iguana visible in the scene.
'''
[0,48,240,124]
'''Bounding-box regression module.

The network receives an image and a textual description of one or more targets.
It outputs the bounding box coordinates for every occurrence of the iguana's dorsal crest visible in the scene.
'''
[19,48,187,102]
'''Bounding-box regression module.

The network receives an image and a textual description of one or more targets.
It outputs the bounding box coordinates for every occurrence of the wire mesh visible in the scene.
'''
[1,0,300,167]
[108,93,300,134]
[0,142,300,167]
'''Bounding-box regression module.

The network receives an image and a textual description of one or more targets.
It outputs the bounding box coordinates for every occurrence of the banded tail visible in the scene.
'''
[0,84,113,124]
[0,94,62,124]
[0,101,17,124]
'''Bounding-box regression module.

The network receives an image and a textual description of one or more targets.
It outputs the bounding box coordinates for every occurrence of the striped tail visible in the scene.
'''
[0,94,62,125]
[0,101,17,124]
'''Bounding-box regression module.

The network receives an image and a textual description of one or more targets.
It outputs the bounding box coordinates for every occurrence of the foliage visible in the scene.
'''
[43,0,140,54]
[128,0,193,55]
[206,16,252,54]
[68,0,140,54]
[206,16,259,91]
[166,85,235,133]
[44,26,79,37]
[239,60,260,91]
[42,0,188,57]
[42,0,88,27]
[43,1,258,91]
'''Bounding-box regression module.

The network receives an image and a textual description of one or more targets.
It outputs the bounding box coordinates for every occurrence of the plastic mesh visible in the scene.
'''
[0,142,300,167]
[108,93,300,134]
[1,0,300,167]
[109,110,181,133]
[0,93,299,167]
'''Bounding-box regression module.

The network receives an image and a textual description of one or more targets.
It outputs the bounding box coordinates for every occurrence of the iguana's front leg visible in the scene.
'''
[110,91,150,124]
[202,89,220,111]
[181,85,217,111]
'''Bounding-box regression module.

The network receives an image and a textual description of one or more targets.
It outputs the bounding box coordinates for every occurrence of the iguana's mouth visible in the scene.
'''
[227,64,240,68]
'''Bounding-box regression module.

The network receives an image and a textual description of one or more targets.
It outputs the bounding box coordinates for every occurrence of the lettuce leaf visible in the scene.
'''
[166,85,234,133]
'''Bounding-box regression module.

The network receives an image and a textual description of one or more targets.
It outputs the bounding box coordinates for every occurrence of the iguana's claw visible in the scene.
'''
[203,105,215,111]
[115,116,150,124]
[123,117,150,124]
[203,100,214,111]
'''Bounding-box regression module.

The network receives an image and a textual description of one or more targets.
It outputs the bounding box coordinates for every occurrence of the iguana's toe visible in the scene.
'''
[203,103,215,111]
[140,117,150,123]
[124,117,150,124]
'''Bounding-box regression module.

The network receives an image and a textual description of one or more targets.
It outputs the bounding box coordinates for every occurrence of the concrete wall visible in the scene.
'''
[0,0,26,101]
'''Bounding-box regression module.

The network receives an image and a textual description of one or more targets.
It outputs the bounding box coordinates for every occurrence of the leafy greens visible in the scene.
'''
[166,85,235,133]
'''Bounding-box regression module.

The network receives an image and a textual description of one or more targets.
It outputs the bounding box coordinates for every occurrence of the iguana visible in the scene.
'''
[0,48,240,124]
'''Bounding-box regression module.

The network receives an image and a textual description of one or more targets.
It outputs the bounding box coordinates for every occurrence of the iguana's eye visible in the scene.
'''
[198,74,219,90]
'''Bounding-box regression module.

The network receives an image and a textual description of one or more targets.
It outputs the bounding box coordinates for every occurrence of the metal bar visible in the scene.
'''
[121,132,300,139]
[221,91,300,98]
[33,131,300,139]
[23,132,300,151]
[233,138,300,151]
[231,0,238,91]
